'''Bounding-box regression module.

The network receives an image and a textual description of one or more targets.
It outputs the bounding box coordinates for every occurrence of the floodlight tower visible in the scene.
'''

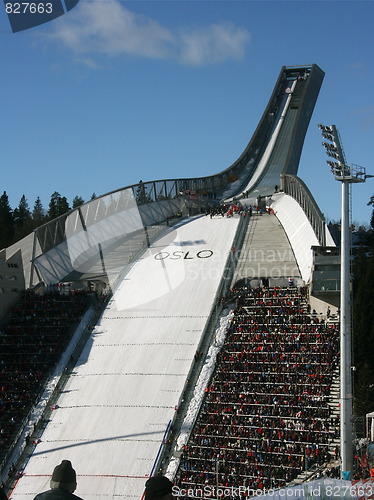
[318,124,372,479]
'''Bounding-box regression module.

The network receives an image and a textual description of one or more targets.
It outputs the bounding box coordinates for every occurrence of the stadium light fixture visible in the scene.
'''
[318,123,372,481]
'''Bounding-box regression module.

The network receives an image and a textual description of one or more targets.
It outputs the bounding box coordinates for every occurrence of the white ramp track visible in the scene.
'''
[11,215,240,500]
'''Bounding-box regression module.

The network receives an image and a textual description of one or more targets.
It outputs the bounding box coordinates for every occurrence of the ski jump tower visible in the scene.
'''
[3,64,350,500]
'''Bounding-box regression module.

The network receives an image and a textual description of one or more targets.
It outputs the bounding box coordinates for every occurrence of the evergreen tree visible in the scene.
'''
[48,192,70,220]
[354,362,374,416]
[135,180,150,204]
[48,191,60,220]
[32,196,45,228]
[352,223,374,415]
[58,195,70,215]
[0,191,14,248]
[14,194,32,240]
[72,195,85,209]
[368,194,374,230]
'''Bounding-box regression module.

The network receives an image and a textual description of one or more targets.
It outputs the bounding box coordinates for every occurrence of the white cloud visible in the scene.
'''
[178,23,250,65]
[51,0,250,66]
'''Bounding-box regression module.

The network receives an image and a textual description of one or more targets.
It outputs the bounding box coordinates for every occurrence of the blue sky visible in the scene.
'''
[1,0,374,226]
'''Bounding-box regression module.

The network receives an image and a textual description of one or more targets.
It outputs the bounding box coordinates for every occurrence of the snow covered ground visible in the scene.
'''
[11,214,239,500]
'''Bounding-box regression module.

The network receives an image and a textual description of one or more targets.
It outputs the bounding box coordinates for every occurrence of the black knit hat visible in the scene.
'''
[50,460,77,491]
[145,476,173,499]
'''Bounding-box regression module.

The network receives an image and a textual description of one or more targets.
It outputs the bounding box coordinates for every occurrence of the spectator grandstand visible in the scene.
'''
[174,285,340,492]
[0,287,96,472]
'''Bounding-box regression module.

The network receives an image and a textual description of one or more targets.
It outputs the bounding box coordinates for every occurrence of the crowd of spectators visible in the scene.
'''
[0,287,95,466]
[175,285,340,493]
[205,204,252,218]
[204,201,276,219]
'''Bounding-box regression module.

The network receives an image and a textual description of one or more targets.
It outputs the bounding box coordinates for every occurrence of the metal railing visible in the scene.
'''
[281,174,327,246]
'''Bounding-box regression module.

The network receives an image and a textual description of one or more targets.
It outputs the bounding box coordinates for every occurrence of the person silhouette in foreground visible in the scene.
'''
[144,476,174,500]
[34,460,83,500]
